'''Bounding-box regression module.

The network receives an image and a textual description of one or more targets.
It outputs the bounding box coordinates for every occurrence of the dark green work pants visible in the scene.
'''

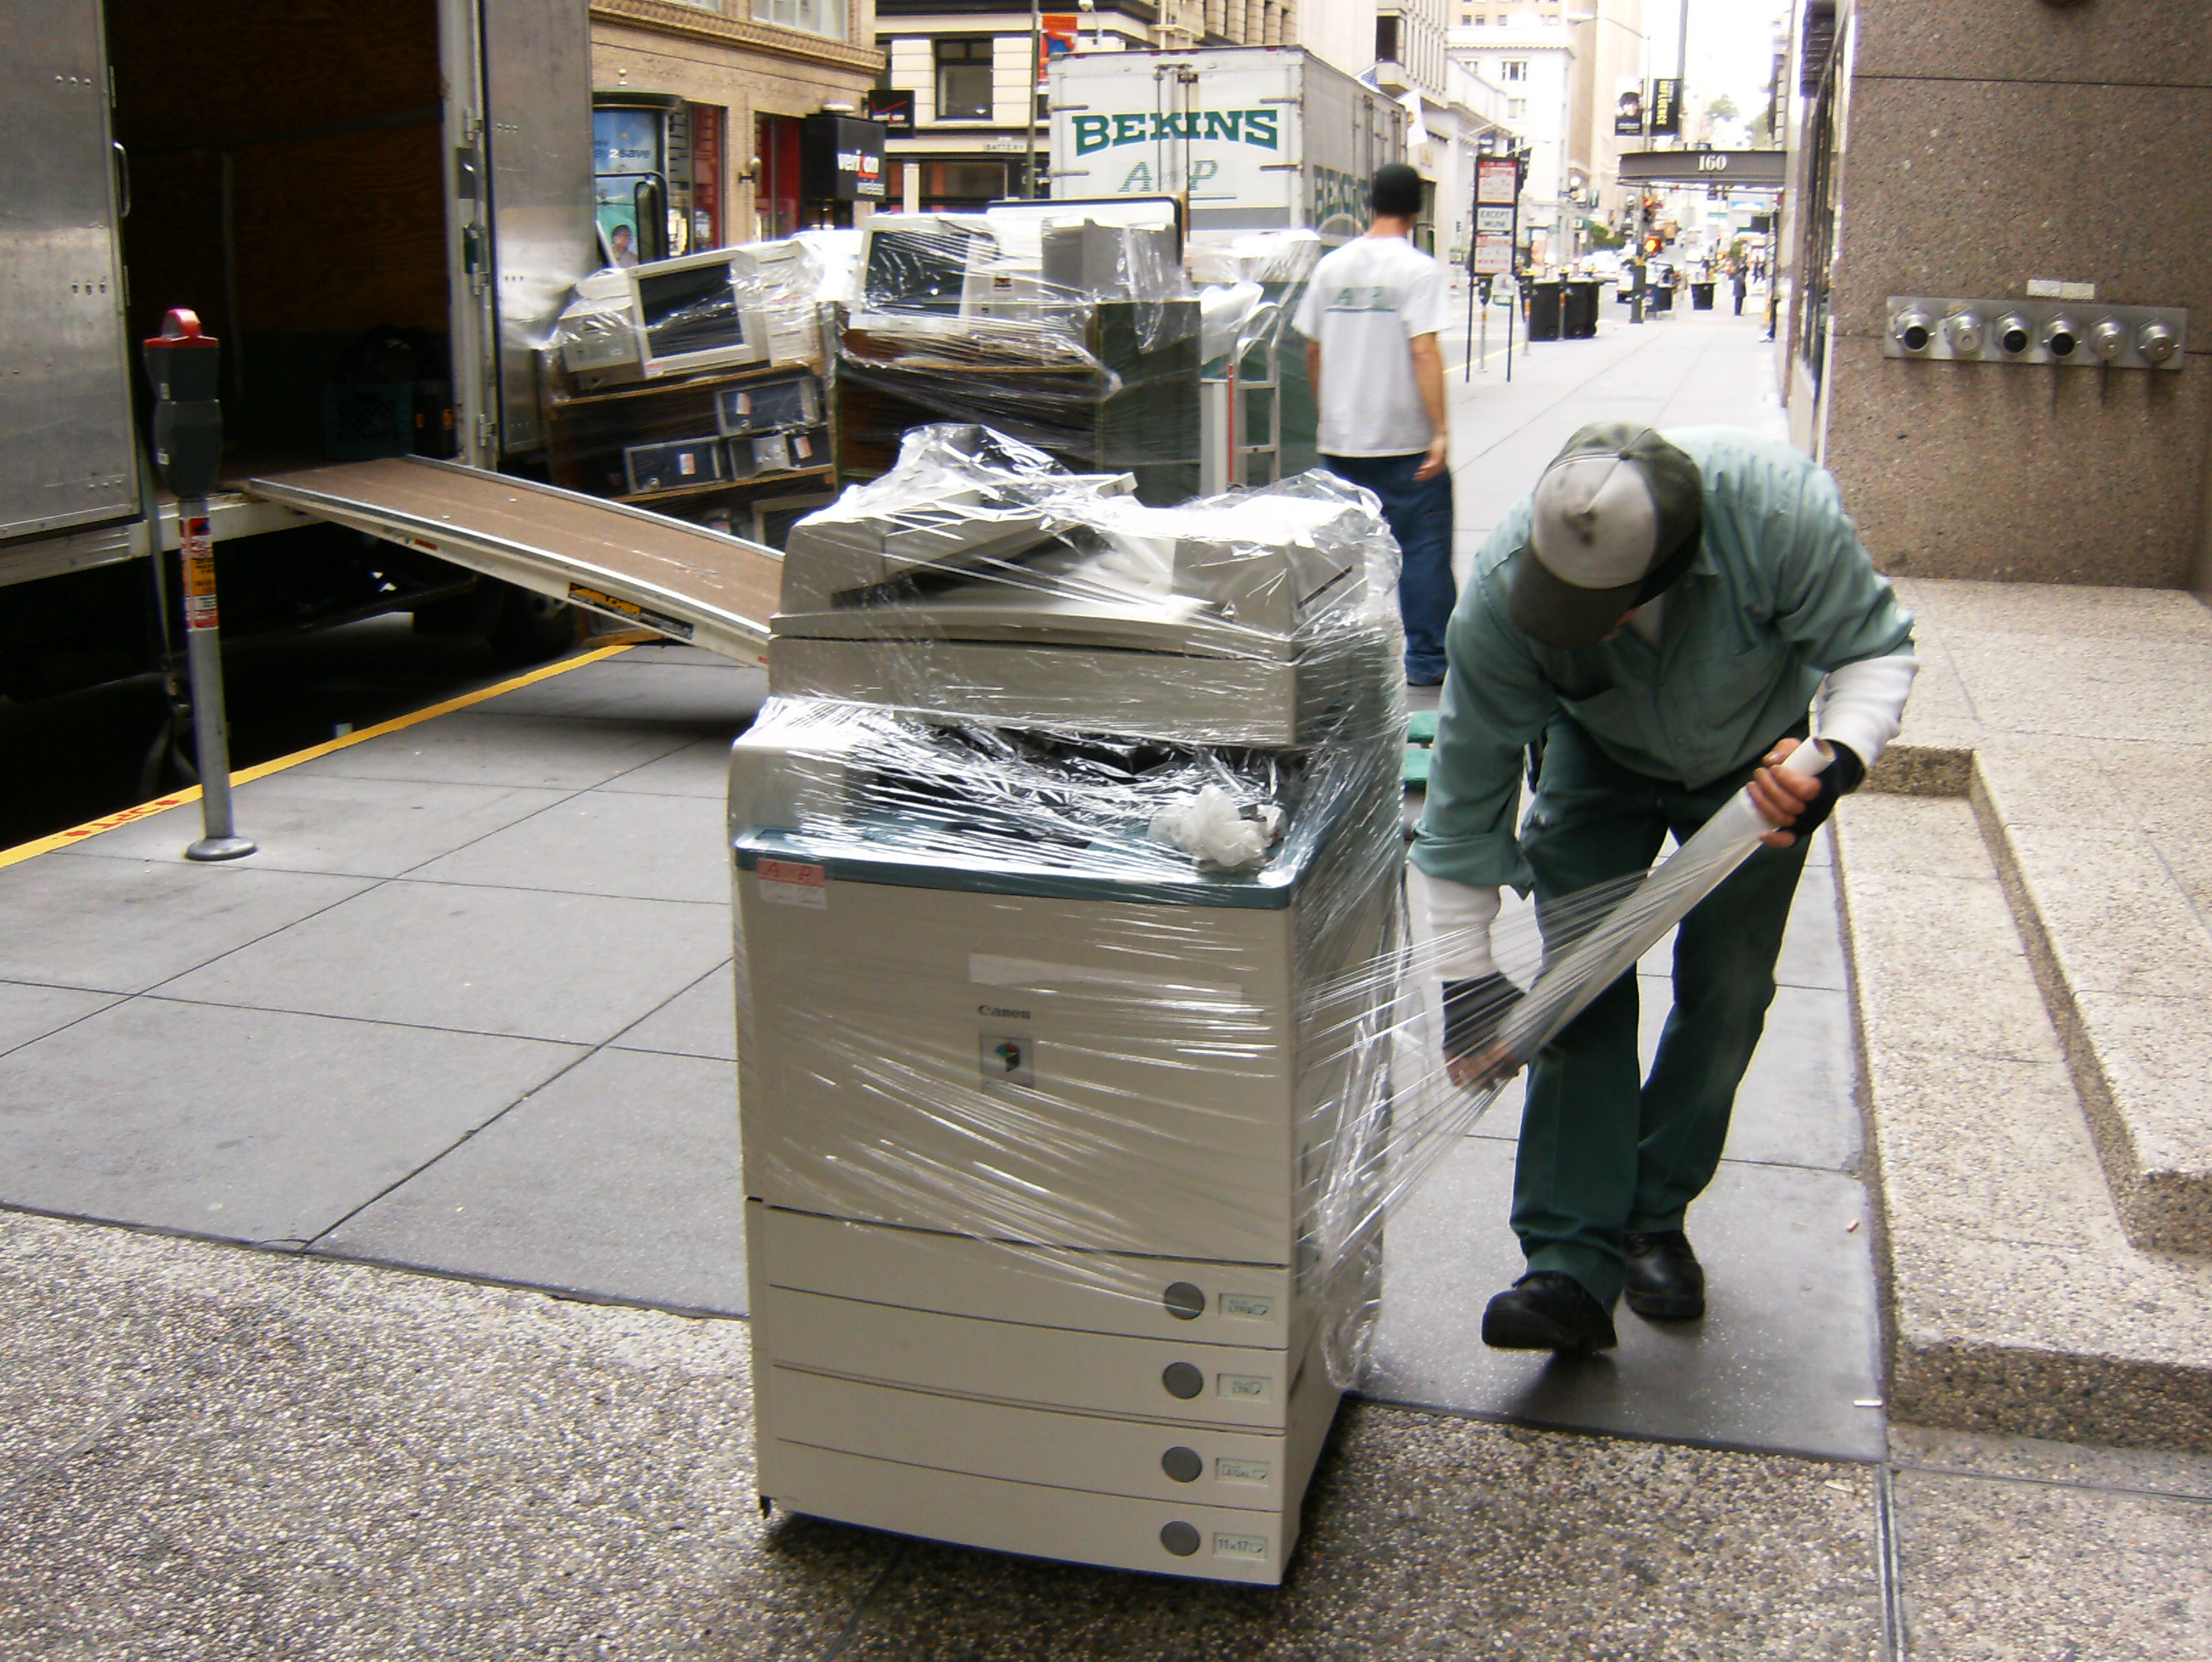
[1513,716,1812,1307]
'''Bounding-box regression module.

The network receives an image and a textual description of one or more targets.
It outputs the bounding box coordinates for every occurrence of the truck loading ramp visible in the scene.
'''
[248,457,784,663]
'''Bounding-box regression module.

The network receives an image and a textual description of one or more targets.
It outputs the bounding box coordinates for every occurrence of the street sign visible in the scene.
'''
[1617,149,1787,186]
[1472,155,1519,274]
[866,90,914,134]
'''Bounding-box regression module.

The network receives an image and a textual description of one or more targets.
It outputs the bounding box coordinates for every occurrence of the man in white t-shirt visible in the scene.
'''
[1293,163,1455,684]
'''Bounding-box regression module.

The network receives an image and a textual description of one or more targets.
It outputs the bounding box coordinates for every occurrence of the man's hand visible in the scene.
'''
[1443,974,1523,1090]
[1751,736,1867,848]
[1415,433,1450,482]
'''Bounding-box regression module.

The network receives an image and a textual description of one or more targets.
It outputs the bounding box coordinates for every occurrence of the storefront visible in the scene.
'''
[589,0,886,251]
[592,94,730,263]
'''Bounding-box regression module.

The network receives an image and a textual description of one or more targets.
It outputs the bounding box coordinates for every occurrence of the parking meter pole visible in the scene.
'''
[143,309,255,863]
[1463,266,1477,384]
[176,504,253,859]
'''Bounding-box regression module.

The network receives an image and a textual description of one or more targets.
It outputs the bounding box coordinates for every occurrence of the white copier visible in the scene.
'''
[731,427,1406,1583]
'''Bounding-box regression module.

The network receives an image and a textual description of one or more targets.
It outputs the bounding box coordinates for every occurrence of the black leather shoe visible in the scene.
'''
[1623,1230,1705,1320]
[1481,1271,1618,1353]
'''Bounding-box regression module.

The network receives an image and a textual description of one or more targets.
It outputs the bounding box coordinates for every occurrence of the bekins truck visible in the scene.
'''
[1047,47,1407,239]
[1,0,598,706]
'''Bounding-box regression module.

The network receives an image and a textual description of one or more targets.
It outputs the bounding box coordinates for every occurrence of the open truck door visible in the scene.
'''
[0,0,140,543]
[449,0,599,465]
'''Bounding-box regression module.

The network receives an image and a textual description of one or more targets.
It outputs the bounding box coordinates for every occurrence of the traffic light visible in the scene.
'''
[1643,235,1663,256]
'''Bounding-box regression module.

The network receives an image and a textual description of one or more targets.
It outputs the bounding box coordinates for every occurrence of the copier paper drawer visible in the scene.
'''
[757,1361,1339,1512]
[749,1203,1294,1350]
[762,1439,1299,1585]
[755,1285,1297,1429]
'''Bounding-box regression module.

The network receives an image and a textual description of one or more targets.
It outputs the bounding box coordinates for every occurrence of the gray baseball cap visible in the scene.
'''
[1509,423,1704,649]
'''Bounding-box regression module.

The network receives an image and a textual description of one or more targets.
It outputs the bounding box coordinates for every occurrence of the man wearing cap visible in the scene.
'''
[1294,162,1456,685]
[1414,423,1917,1353]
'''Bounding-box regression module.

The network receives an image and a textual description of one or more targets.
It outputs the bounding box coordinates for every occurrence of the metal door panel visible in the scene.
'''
[0,0,139,541]
[481,0,596,456]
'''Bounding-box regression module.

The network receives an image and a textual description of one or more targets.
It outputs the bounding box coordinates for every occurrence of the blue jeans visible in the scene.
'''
[1319,452,1456,683]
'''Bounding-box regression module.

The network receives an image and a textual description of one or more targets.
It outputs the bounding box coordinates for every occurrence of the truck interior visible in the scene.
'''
[8,0,522,701]
[108,0,453,468]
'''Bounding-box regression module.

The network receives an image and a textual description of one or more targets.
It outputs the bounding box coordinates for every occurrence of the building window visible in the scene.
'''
[1377,15,1400,62]
[935,39,996,123]
[1501,59,1527,81]
[1508,97,1527,120]
[753,0,845,40]
[894,158,1009,211]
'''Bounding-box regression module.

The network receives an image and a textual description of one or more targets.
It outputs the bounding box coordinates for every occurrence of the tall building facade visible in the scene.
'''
[1564,0,1644,232]
[1446,18,1572,266]
[1781,0,2212,591]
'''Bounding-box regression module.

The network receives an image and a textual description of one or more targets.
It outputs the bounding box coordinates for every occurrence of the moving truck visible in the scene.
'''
[1047,47,1407,239]
[1,0,600,702]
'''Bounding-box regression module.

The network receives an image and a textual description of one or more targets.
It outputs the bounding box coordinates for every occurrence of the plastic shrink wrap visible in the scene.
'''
[736,426,1417,1583]
[729,425,1824,1585]
[1188,230,1323,490]
[539,243,836,542]
[835,207,1202,504]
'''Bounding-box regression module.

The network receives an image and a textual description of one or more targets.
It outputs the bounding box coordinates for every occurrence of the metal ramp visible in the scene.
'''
[248,457,787,663]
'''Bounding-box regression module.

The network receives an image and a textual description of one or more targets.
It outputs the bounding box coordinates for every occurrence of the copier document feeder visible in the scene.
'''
[766,425,1392,747]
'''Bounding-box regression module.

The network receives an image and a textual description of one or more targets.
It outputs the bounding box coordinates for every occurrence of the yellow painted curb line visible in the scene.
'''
[0,643,637,870]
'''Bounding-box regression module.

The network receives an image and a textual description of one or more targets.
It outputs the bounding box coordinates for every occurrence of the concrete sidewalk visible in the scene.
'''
[2,308,2206,1658]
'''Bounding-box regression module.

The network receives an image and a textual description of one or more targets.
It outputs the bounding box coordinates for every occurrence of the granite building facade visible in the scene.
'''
[1782,0,2212,592]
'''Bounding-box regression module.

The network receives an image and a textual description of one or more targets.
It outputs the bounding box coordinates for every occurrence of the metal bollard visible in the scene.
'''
[143,309,255,862]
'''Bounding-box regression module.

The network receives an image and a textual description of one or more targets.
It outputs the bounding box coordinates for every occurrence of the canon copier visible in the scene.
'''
[731,427,1406,1583]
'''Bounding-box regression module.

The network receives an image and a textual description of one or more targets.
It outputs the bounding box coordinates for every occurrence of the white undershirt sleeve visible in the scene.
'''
[1815,653,1919,767]
[1426,876,1503,979]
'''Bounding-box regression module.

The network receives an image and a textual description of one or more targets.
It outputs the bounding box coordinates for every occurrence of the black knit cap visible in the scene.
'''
[1371,163,1423,218]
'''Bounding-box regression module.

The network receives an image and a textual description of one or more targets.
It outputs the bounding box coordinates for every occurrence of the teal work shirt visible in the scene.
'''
[1411,428,1915,893]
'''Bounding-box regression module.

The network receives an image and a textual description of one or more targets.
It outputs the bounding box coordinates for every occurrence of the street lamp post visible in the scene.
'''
[1026,0,1043,197]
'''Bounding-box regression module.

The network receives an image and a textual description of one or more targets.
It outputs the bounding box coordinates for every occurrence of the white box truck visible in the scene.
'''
[1047,47,1406,240]
[0,0,605,701]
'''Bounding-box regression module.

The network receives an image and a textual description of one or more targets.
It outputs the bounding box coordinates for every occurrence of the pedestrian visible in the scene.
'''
[1414,423,1917,1353]
[1294,162,1455,686]
[1731,263,1749,317]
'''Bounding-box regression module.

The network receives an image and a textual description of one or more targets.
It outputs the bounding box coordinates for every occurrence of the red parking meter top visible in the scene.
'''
[145,307,218,348]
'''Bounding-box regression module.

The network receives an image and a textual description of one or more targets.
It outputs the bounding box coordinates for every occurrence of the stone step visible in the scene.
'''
[1968,742,2212,1255]
[1871,578,2212,1260]
[1833,790,2212,1454]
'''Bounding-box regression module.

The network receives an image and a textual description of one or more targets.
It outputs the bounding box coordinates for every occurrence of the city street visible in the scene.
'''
[4,307,2206,1660]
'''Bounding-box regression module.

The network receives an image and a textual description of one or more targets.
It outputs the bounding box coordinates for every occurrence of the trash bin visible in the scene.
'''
[1563,279,1602,339]
[1524,279,1564,342]
[1691,282,1716,312]
[1650,284,1675,315]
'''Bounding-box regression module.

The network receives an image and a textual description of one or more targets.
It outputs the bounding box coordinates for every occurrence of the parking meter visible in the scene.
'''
[143,309,223,497]
[143,308,254,861]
